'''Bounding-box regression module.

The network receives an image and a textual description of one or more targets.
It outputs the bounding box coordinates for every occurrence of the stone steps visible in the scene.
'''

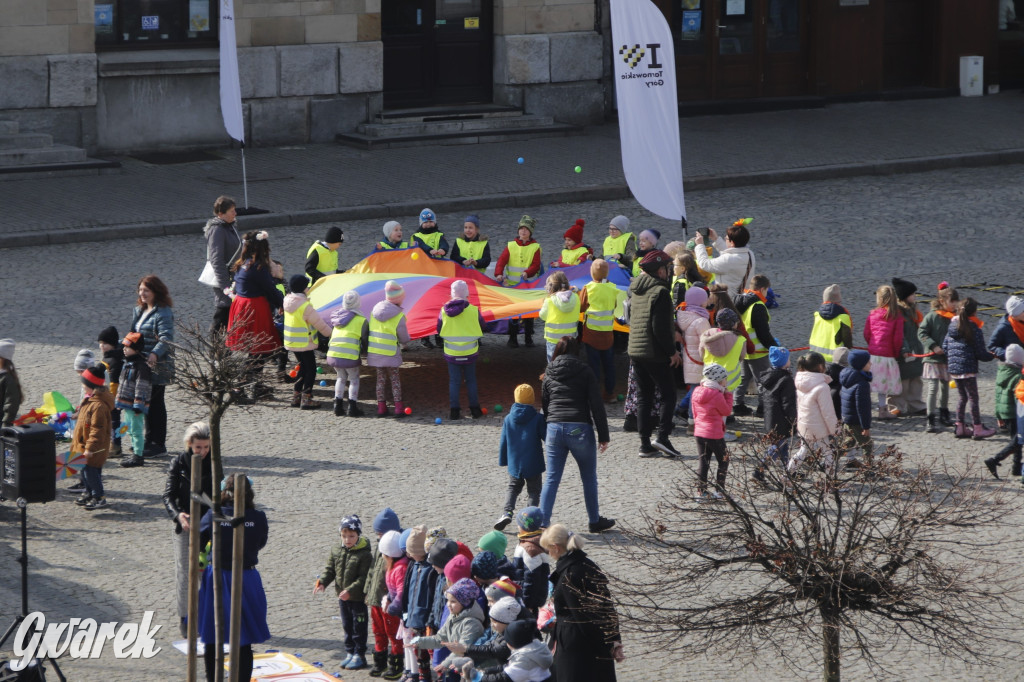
[0,133,53,150]
[0,144,88,166]
[0,119,119,178]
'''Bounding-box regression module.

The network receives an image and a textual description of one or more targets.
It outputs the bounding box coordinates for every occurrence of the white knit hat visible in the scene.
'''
[451,280,469,300]
[1006,296,1024,319]
[488,596,522,625]
[0,339,13,362]
[1006,344,1024,367]
[74,348,96,371]
[342,290,361,312]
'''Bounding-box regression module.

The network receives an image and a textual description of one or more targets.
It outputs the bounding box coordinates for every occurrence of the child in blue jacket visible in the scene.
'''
[840,350,874,466]
[400,525,438,681]
[494,384,546,531]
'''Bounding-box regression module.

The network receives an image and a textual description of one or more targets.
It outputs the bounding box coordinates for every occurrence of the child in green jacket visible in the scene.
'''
[984,344,1024,478]
[314,515,374,670]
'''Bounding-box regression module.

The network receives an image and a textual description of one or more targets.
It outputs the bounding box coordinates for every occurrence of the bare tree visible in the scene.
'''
[608,435,1023,682]
[170,317,263,682]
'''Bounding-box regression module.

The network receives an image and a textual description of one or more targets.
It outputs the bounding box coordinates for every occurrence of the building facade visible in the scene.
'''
[0,0,1012,154]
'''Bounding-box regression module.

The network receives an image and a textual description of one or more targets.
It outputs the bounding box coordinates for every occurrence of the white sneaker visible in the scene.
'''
[723,432,738,442]
[711,490,724,500]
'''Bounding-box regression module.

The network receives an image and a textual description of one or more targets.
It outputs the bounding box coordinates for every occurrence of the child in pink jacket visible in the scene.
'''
[787,352,839,474]
[691,363,734,500]
[863,284,904,420]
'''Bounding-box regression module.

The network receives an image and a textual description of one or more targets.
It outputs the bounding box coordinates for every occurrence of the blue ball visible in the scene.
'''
[319,380,327,386]
[435,417,443,425]
[517,157,524,164]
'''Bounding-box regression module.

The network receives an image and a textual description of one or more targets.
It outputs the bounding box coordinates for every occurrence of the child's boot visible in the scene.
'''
[925,414,940,433]
[290,391,302,408]
[450,407,460,420]
[377,401,389,417]
[939,408,955,427]
[301,392,320,410]
[368,651,388,677]
[381,655,403,681]
[334,397,346,416]
[394,401,407,418]
[972,423,996,440]
[1011,448,1022,477]
[348,400,364,417]
[954,422,973,439]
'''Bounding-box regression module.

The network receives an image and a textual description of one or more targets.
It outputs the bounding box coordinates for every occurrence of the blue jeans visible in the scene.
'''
[585,344,616,394]
[83,464,104,499]
[447,362,479,408]
[545,341,557,363]
[540,422,600,526]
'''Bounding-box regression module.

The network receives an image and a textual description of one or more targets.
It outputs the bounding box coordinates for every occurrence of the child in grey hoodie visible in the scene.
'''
[455,619,553,682]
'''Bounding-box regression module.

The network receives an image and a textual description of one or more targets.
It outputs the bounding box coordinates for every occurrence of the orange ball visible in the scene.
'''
[481,407,488,415]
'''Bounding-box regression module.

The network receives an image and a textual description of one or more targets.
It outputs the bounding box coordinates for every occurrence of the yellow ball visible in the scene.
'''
[949,379,957,389]
[411,252,419,260]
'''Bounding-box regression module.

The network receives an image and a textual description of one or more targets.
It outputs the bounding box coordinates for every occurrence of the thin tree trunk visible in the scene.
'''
[186,453,202,682]
[210,408,225,682]
[820,605,841,682]
[228,474,246,682]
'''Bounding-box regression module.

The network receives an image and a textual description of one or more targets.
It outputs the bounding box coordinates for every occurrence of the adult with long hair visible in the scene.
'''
[163,422,214,638]
[540,523,624,682]
[226,230,284,402]
[130,275,174,459]
[692,219,757,296]
[203,195,241,333]
[539,336,614,533]
[0,339,22,427]
[198,475,270,682]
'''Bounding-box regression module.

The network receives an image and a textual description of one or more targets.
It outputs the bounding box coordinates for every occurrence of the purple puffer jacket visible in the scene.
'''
[325,309,368,369]
[436,299,486,364]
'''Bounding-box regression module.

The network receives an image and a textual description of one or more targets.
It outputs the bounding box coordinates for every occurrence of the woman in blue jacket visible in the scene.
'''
[131,275,174,457]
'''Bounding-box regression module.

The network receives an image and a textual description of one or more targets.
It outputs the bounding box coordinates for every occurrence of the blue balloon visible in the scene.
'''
[517,157,524,164]
[435,417,443,425]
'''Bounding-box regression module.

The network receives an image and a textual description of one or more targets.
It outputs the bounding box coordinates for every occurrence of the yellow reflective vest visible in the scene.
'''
[413,231,443,251]
[455,238,488,273]
[583,281,625,333]
[367,314,404,357]
[739,299,771,360]
[703,335,746,391]
[327,314,366,362]
[440,304,484,358]
[306,241,338,278]
[284,301,315,350]
[808,311,851,362]
[559,246,589,267]
[602,232,633,261]
[377,240,408,250]
[505,241,542,285]
[542,293,581,343]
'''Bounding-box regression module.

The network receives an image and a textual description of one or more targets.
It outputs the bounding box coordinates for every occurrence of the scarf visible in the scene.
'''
[936,310,985,328]
[1010,315,1024,345]
[743,289,767,305]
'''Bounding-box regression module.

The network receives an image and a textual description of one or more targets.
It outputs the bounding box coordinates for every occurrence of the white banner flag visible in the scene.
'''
[219,0,244,142]
[610,0,685,222]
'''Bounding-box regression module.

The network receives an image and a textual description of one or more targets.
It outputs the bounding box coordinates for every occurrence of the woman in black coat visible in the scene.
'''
[540,523,624,682]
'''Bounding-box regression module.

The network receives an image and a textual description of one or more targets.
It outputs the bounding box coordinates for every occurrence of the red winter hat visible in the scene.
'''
[81,365,106,388]
[563,219,585,245]
[639,249,671,274]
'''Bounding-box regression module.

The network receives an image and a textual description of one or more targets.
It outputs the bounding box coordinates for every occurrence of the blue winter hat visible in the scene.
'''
[464,214,479,227]
[848,349,871,371]
[399,528,413,552]
[515,507,545,534]
[339,515,361,534]
[419,208,436,225]
[768,346,790,369]
[471,551,500,580]
[373,507,401,535]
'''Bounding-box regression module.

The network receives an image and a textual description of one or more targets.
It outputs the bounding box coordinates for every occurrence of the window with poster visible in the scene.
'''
[94,0,218,49]
[674,0,706,56]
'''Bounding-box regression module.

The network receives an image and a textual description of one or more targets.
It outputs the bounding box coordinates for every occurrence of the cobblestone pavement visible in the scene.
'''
[0,94,1023,246]
[2,165,1024,681]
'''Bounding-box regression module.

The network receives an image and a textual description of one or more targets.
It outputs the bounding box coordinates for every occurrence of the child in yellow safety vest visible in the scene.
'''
[376,221,408,251]
[733,274,777,417]
[411,208,449,260]
[437,280,486,420]
[368,281,412,417]
[305,226,344,285]
[601,215,636,272]
[495,216,542,348]
[284,275,333,410]
[450,215,491,274]
[550,219,593,268]
[539,272,580,363]
[632,229,661,277]
[327,290,370,417]
[698,307,747,442]
[579,259,626,401]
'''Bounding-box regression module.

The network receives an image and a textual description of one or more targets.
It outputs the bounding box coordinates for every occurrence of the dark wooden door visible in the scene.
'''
[883,0,933,88]
[382,0,493,108]
[711,0,761,99]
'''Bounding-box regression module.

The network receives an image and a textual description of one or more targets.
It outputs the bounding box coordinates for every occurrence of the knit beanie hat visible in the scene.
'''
[590,259,609,282]
[831,347,851,368]
[639,228,661,246]
[444,554,472,584]
[424,526,447,553]
[702,362,728,385]
[639,249,671,275]
[0,339,13,362]
[848,349,871,371]
[823,284,842,303]
[419,208,436,225]
[715,308,739,330]
[123,332,145,353]
[768,346,790,369]
[609,215,630,233]
[891,277,917,301]
[384,280,405,305]
[399,528,412,553]
[74,348,96,372]
[338,514,361,535]
[477,530,508,557]
[485,577,518,603]
[428,537,459,569]
[516,507,545,537]
[518,215,536,234]
[325,226,343,244]
[514,384,535,405]
[1006,344,1024,367]
[1007,296,1024,319]
[465,215,480,228]
[81,365,106,388]
[289,274,309,294]
[406,524,427,558]
[97,326,119,346]
[489,596,522,625]
[372,507,401,535]
[471,551,500,581]
[379,530,404,558]
[451,280,470,300]
[383,220,401,240]
[563,219,585,245]
[341,290,362,313]
[505,620,538,649]
[447,577,482,608]
[685,285,708,309]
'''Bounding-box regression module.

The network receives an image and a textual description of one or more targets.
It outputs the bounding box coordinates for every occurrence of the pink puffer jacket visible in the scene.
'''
[863,308,903,359]
[676,310,711,384]
[795,370,838,442]
[691,383,734,439]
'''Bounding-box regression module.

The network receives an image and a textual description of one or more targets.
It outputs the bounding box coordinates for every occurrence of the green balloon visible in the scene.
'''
[574,165,582,173]
[494,404,503,413]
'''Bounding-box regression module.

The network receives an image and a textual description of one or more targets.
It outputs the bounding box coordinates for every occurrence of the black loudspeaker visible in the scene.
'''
[1,425,56,504]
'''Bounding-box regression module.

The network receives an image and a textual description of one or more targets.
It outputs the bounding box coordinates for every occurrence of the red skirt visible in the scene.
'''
[226,296,280,354]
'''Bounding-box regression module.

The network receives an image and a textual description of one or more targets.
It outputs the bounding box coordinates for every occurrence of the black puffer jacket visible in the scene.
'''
[163,451,213,534]
[758,366,796,438]
[542,354,610,442]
